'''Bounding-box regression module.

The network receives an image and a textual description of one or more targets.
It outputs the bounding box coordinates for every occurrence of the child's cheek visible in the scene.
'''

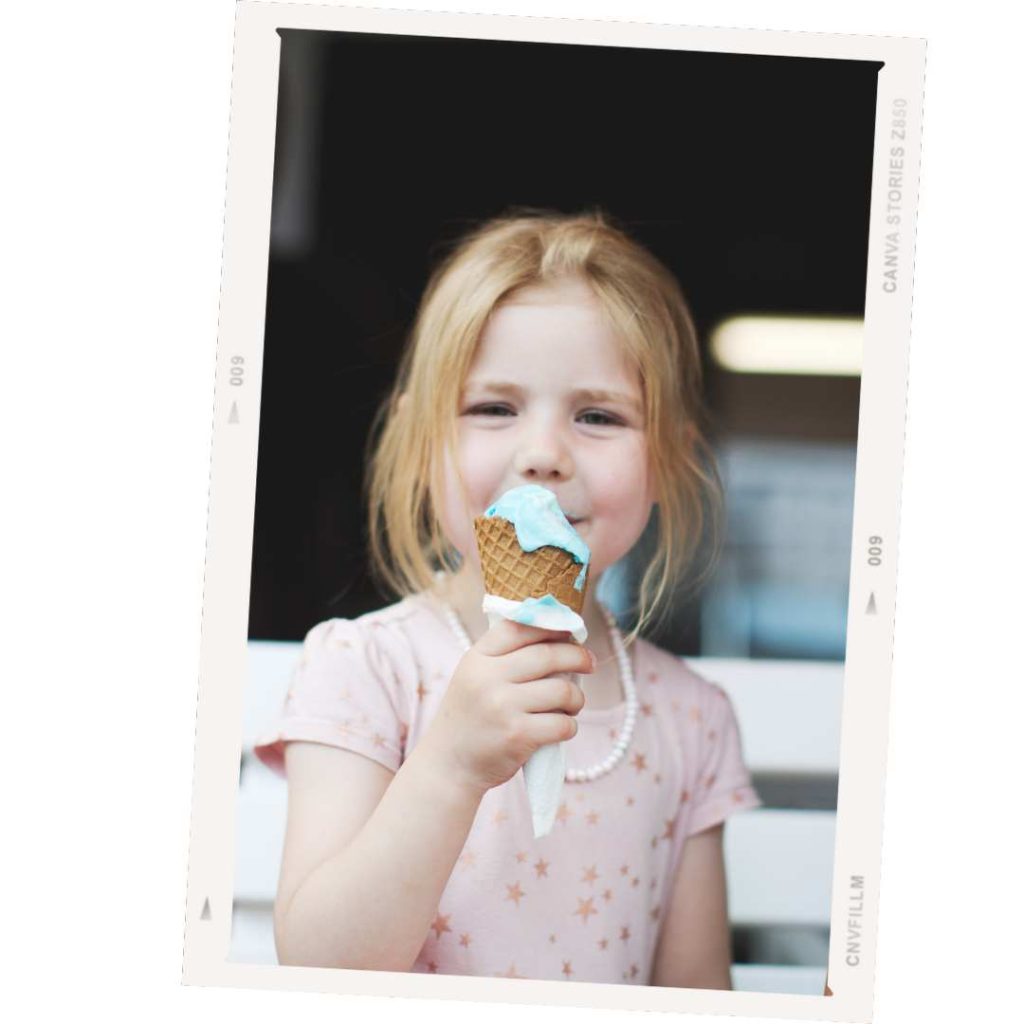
[593,436,650,506]
[587,440,653,565]
[456,431,507,506]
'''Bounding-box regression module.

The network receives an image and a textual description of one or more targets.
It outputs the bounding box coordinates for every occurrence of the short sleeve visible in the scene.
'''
[252,618,410,778]
[686,681,762,836]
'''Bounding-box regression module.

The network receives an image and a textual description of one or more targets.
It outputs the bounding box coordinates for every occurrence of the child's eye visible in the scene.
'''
[462,403,623,424]
[465,403,515,417]
[577,409,622,426]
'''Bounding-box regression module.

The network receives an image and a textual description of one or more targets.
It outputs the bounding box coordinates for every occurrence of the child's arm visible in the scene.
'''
[650,823,733,989]
[272,738,484,971]
[273,620,592,971]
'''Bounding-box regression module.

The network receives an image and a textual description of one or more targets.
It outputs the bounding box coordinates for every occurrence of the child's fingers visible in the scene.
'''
[502,640,594,683]
[528,711,579,746]
[514,677,586,716]
[475,619,573,657]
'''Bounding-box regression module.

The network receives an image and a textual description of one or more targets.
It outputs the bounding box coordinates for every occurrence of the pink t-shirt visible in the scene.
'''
[253,594,761,985]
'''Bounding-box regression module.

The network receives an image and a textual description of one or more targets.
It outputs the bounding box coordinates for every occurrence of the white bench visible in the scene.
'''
[232,642,841,995]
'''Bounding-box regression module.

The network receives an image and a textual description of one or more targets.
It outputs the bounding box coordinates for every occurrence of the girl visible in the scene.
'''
[253,210,761,987]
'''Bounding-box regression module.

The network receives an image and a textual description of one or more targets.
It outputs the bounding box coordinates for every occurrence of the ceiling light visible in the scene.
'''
[709,315,863,376]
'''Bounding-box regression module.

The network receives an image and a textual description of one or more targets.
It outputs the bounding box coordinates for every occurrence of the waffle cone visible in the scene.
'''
[474,515,588,614]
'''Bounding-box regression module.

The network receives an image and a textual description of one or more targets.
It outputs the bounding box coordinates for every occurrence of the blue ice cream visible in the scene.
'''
[485,484,590,590]
[500,594,576,627]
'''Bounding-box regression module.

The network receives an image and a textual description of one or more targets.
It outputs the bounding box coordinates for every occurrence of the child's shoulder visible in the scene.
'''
[350,593,438,632]
[299,593,447,663]
[303,593,432,631]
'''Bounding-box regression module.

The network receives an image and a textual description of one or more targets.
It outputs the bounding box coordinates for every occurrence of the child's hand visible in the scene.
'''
[419,620,594,798]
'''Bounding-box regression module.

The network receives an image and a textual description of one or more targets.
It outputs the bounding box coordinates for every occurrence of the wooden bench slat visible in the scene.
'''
[724,809,835,926]
[689,657,843,773]
[731,963,828,995]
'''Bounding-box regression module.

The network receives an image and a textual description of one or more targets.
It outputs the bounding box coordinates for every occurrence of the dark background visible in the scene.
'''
[248,28,881,654]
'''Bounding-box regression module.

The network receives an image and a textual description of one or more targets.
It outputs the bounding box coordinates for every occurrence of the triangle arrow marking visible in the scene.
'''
[228,402,239,425]
[200,898,211,921]
[866,593,877,615]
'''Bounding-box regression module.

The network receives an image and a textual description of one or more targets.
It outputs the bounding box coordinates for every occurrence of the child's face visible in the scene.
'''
[440,276,654,579]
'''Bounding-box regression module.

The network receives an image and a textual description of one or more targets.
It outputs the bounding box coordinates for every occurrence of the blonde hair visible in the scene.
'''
[366,207,724,636]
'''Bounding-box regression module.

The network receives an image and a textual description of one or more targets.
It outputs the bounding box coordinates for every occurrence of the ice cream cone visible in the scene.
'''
[473,515,588,613]
[473,487,591,839]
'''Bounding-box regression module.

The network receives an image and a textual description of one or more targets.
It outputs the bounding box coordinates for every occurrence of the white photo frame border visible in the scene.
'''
[182,4,926,1021]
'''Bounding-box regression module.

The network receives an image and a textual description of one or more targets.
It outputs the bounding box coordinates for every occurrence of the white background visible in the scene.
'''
[2,1,1020,1022]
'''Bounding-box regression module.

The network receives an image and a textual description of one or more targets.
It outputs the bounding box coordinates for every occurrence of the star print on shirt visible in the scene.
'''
[555,802,573,825]
[585,810,600,825]
[562,960,574,978]
[630,752,648,773]
[459,932,472,947]
[581,865,599,885]
[430,913,451,939]
[534,858,549,878]
[505,882,525,906]
[573,897,598,924]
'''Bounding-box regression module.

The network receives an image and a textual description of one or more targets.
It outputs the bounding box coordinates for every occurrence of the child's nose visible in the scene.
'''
[513,424,574,481]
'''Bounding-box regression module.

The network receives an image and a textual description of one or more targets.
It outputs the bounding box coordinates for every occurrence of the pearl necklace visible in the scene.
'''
[437,599,639,783]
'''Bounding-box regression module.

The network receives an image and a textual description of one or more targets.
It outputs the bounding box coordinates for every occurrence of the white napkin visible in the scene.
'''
[482,594,588,838]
